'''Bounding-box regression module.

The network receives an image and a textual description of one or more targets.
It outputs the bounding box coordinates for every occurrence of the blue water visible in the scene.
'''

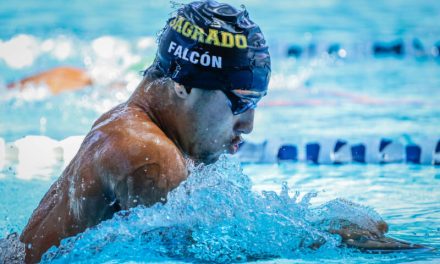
[39,157,437,263]
[1,0,440,263]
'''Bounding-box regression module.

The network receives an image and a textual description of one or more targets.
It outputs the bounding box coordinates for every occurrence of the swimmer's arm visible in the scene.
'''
[328,220,389,239]
[310,219,418,251]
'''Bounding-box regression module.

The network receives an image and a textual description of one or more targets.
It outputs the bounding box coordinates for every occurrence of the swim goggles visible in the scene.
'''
[222,89,266,115]
[184,85,266,115]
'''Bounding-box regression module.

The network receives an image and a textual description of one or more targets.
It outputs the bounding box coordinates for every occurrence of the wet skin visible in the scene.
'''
[19,76,254,263]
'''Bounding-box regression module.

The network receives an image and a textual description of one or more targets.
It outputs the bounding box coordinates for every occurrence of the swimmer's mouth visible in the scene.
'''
[229,136,243,154]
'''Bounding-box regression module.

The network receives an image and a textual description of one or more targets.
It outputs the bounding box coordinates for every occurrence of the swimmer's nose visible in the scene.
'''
[234,108,254,134]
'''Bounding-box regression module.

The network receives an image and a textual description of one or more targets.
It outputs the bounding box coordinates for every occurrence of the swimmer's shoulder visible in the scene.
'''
[90,104,187,188]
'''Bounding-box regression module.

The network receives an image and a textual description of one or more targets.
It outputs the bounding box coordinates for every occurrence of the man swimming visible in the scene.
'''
[18,1,423,263]
[19,1,268,262]
[7,66,92,94]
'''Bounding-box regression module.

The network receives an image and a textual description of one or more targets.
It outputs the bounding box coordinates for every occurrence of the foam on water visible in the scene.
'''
[41,156,384,263]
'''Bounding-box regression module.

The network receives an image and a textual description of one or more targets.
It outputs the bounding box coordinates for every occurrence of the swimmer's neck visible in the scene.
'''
[127,78,187,156]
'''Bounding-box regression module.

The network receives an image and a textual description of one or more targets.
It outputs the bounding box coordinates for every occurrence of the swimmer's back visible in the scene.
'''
[20,102,187,263]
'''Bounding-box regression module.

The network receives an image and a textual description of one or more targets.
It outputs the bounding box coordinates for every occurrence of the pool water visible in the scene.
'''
[1,158,439,263]
[1,0,440,263]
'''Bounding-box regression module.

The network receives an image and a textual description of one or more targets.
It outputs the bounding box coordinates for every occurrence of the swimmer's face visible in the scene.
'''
[180,87,255,164]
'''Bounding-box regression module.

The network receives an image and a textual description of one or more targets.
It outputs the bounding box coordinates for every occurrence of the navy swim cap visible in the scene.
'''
[153,0,271,94]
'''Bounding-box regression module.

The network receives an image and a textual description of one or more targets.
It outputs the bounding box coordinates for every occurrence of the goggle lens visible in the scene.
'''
[223,90,264,115]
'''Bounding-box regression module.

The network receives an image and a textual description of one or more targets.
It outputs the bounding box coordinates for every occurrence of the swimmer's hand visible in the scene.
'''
[330,221,431,252]
[329,220,388,242]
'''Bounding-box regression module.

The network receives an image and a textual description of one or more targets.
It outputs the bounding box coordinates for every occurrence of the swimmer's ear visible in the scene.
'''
[173,82,190,99]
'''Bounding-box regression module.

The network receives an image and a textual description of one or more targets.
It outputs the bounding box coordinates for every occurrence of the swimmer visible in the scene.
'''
[7,66,92,94]
[19,1,269,262]
[17,1,425,263]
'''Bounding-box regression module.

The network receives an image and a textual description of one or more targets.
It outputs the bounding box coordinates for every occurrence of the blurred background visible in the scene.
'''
[1,1,440,261]
[1,0,440,142]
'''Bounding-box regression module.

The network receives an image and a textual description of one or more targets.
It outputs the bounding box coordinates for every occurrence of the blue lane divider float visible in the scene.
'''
[435,141,440,166]
[237,137,440,165]
[406,145,421,164]
[351,143,366,163]
[277,144,298,161]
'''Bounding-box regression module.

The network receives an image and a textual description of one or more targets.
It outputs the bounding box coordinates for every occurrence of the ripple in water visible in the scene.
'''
[41,156,384,263]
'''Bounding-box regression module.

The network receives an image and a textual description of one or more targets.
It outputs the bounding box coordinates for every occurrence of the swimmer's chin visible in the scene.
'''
[196,155,219,165]
[193,151,227,165]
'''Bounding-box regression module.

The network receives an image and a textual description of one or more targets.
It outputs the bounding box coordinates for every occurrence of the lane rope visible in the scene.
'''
[1,136,439,173]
